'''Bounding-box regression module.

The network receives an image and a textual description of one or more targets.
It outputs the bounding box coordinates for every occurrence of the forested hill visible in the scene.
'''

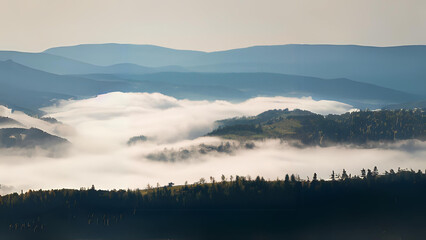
[0,169,425,239]
[208,109,426,145]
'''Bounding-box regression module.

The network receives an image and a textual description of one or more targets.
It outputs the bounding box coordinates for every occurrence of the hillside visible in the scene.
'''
[0,117,22,126]
[0,127,69,149]
[208,109,426,145]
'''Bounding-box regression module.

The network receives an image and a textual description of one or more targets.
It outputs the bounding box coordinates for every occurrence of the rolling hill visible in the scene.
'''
[208,109,426,145]
[0,127,69,149]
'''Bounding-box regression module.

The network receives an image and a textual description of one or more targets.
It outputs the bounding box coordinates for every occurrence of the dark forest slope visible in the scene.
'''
[0,169,425,240]
[0,128,69,149]
[209,109,426,145]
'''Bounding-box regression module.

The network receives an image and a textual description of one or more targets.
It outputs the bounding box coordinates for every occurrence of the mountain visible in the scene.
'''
[191,45,426,95]
[383,100,426,110]
[208,109,426,145]
[0,59,420,113]
[105,72,420,108]
[0,58,421,114]
[79,73,250,101]
[0,60,247,113]
[0,116,22,126]
[44,43,204,67]
[98,63,187,74]
[0,127,69,149]
[0,60,134,96]
[44,44,426,95]
[0,84,73,116]
[0,60,134,114]
[0,51,102,75]
[0,51,187,75]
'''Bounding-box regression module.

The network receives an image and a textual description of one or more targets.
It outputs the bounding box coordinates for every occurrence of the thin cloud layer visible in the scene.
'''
[0,92,424,195]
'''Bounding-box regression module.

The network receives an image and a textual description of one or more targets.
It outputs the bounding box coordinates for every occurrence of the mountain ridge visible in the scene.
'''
[208,109,426,145]
[43,43,426,94]
[0,51,189,75]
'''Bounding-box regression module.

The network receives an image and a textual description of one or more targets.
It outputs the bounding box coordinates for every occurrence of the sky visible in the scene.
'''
[0,0,425,52]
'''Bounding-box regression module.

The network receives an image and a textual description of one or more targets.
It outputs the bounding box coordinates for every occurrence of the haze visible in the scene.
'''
[1,0,426,52]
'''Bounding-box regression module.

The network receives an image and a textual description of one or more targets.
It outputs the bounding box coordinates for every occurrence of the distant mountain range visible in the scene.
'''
[0,60,131,114]
[0,51,187,75]
[44,44,203,68]
[0,59,421,114]
[44,44,426,95]
[106,72,419,107]
[0,43,425,114]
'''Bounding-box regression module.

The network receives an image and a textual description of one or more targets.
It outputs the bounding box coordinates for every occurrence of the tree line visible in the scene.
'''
[0,167,425,239]
[209,109,425,145]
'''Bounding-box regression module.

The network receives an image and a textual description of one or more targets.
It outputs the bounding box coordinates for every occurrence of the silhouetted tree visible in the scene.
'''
[361,168,366,178]
[342,169,348,180]
[373,166,379,176]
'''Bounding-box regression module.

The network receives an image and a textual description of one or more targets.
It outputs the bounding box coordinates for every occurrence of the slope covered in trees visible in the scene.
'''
[208,109,426,145]
[0,168,425,239]
[0,128,69,149]
[0,117,22,127]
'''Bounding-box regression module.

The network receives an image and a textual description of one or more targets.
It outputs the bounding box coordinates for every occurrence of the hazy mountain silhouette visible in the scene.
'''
[100,63,187,74]
[383,100,426,110]
[0,60,420,114]
[0,60,129,96]
[107,72,420,107]
[0,60,132,114]
[0,127,69,149]
[0,51,188,75]
[44,43,204,67]
[44,44,426,94]
[0,60,246,112]
[0,51,102,75]
[0,117,23,127]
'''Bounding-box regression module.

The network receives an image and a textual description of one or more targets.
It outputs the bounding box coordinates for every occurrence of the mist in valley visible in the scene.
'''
[0,92,424,195]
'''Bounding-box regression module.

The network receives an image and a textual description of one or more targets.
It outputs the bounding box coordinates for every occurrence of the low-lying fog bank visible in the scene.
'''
[0,92,424,195]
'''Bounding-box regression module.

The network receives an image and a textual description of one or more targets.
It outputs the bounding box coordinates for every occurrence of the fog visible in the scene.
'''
[0,92,424,195]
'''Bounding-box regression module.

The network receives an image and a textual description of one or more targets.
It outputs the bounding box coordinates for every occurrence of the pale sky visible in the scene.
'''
[0,0,425,52]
